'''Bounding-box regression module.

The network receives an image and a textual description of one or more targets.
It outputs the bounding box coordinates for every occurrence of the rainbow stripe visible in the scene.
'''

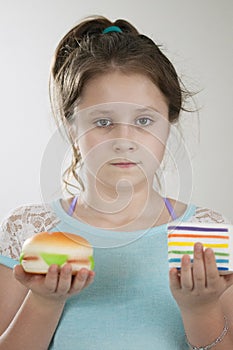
[167,223,230,272]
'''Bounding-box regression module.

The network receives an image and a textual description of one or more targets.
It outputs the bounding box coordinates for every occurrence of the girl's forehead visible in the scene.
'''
[77,71,169,116]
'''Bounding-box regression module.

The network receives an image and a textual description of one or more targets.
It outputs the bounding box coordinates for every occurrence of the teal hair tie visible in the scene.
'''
[102,26,123,34]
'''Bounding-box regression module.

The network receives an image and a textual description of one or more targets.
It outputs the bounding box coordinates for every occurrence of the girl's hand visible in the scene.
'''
[13,263,95,304]
[169,242,233,314]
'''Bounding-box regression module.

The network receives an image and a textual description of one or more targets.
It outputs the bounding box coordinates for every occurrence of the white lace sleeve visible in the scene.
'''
[188,206,232,225]
[0,204,60,260]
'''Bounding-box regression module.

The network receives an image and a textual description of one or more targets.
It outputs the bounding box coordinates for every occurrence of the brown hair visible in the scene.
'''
[49,15,193,195]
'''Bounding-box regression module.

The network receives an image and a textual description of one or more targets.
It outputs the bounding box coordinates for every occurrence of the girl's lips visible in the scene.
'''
[111,163,137,168]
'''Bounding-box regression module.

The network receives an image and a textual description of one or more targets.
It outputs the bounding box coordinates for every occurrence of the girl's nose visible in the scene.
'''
[112,124,138,152]
[112,139,137,152]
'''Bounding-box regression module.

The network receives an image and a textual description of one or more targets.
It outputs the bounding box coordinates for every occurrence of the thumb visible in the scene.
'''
[13,264,31,283]
[223,272,233,289]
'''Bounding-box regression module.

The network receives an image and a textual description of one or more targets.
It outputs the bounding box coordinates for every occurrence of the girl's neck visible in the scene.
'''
[74,182,169,230]
[79,178,157,215]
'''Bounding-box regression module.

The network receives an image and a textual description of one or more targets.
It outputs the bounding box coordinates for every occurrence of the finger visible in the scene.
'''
[192,242,206,290]
[204,248,219,289]
[44,264,59,293]
[83,270,95,289]
[180,255,193,291]
[56,264,72,294]
[70,268,91,293]
[169,268,181,291]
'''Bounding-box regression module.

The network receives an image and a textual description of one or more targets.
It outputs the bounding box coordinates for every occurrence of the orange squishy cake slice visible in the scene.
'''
[167,222,233,274]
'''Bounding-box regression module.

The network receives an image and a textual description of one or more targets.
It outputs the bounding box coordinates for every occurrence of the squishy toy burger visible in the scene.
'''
[20,231,94,274]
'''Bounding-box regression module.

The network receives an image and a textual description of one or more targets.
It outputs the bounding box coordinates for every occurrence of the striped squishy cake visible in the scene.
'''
[167,222,233,274]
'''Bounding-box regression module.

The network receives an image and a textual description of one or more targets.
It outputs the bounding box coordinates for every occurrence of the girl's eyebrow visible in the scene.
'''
[134,107,161,114]
[87,106,161,117]
[88,109,113,116]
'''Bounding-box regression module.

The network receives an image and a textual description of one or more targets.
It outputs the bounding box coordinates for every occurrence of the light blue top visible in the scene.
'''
[49,199,196,350]
[0,199,197,349]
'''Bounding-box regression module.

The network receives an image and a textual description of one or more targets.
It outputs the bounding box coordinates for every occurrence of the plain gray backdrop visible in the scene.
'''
[0,0,232,221]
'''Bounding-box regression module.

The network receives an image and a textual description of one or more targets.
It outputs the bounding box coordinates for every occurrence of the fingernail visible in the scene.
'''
[170,268,178,276]
[89,271,95,277]
[79,270,87,279]
[205,248,213,256]
[50,265,58,273]
[183,255,190,264]
[195,243,202,252]
[64,266,72,275]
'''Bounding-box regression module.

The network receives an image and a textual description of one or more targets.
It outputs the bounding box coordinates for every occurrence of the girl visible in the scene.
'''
[0,15,233,350]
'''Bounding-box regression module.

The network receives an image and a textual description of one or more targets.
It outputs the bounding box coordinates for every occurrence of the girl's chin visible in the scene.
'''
[84,165,156,188]
[94,176,151,191]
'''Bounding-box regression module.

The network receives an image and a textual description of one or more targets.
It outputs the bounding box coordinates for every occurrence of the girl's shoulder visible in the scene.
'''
[0,203,60,261]
[169,198,232,225]
[189,205,232,225]
[1,202,59,232]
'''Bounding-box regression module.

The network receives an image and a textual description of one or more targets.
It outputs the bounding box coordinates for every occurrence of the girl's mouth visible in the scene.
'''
[111,162,137,168]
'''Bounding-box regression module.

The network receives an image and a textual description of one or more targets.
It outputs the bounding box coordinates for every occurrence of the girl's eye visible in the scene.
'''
[94,119,113,128]
[136,117,153,126]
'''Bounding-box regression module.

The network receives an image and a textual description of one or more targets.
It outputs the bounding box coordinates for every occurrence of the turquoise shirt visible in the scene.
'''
[1,199,197,349]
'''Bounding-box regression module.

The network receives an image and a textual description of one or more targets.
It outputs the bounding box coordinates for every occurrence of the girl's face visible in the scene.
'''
[71,71,170,190]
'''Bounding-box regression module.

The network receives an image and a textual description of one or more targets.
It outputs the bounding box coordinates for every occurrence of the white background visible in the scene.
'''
[0,0,232,220]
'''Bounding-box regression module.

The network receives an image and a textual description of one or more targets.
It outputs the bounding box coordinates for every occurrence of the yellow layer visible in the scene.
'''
[168,242,228,248]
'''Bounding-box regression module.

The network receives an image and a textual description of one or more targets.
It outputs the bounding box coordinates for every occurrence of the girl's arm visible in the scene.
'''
[0,265,28,336]
[170,243,233,349]
[0,264,95,350]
